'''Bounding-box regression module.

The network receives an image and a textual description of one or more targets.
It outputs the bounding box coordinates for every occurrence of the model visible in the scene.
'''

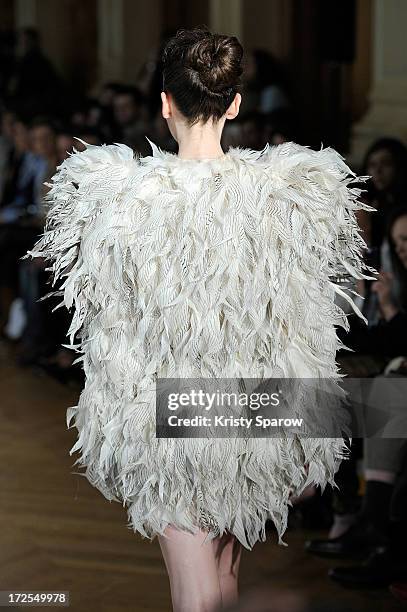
[24,26,374,612]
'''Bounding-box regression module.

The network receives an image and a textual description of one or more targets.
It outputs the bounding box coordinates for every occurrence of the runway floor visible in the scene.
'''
[0,340,404,612]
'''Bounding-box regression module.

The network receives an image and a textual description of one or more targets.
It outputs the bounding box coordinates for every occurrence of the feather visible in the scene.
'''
[22,138,374,550]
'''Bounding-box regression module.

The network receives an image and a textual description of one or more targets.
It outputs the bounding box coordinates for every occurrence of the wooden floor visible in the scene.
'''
[0,340,404,612]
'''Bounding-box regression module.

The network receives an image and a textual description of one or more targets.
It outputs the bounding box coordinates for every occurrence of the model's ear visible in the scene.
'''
[161,91,171,119]
[225,92,241,120]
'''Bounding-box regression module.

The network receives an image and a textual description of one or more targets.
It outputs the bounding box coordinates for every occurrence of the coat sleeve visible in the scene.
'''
[258,142,377,377]
[21,140,141,350]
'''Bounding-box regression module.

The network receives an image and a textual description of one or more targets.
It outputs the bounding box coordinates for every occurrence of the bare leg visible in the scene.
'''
[213,532,242,608]
[158,525,222,612]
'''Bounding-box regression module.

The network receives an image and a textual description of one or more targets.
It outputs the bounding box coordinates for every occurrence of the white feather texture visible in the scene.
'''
[23,137,375,550]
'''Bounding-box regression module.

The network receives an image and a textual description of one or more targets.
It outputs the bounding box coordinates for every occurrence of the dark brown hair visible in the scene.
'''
[161,26,243,127]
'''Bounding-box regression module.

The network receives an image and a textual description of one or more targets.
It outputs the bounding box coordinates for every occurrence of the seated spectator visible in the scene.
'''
[305,207,407,589]
[355,139,407,326]
[357,138,407,250]
[328,440,407,589]
[16,121,81,379]
[0,108,15,203]
[0,116,48,225]
[340,205,407,361]
[305,422,407,588]
[0,116,55,334]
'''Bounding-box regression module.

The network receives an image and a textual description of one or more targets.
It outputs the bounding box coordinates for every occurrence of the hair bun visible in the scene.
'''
[185,32,243,94]
[161,26,243,125]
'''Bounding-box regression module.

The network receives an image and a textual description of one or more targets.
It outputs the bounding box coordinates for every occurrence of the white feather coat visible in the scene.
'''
[23,137,375,549]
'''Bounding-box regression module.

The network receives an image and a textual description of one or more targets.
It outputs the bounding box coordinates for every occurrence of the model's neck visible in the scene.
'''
[177,142,225,160]
[176,125,225,160]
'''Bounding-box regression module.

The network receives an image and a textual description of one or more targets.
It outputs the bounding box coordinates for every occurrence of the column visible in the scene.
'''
[97,0,125,83]
[97,0,162,85]
[14,0,38,27]
[242,0,293,60]
[351,0,407,166]
[209,0,242,39]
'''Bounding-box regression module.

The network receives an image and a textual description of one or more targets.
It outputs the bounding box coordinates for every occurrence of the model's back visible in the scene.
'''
[26,133,372,384]
[23,27,374,566]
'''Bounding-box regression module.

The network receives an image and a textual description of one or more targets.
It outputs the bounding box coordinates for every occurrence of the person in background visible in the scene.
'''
[56,130,74,164]
[0,108,16,204]
[111,85,150,154]
[264,108,298,145]
[98,81,123,110]
[0,29,17,98]
[0,116,49,334]
[69,101,90,132]
[353,138,407,328]
[77,96,115,144]
[7,27,64,117]
[17,121,93,377]
[0,117,48,225]
[29,116,59,200]
[341,205,407,359]
[149,107,177,152]
[328,444,407,589]
[16,119,75,372]
[240,48,291,116]
[96,82,124,142]
[357,138,407,250]
[238,111,267,150]
[73,128,103,150]
[137,28,178,122]
[306,206,407,588]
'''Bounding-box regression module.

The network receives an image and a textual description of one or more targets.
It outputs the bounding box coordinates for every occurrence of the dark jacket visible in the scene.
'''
[339,311,407,359]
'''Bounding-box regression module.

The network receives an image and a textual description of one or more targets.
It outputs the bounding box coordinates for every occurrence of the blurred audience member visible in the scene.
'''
[0,116,48,225]
[148,108,176,152]
[241,49,291,116]
[7,27,64,117]
[307,206,407,588]
[342,205,407,360]
[56,131,74,163]
[112,85,150,154]
[221,121,243,151]
[0,30,17,97]
[359,138,407,249]
[29,116,58,209]
[96,82,123,141]
[354,139,407,326]
[264,109,298,145]
[328,443,407,589]
[140,28,178,121]
[0,108,15,203]
[0,116,49,333]
[73,128,103,150]
[239,111,267,150]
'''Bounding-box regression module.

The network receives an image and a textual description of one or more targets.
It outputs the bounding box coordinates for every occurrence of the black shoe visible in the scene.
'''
[328,547,407,589]
[304,518,388,559]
